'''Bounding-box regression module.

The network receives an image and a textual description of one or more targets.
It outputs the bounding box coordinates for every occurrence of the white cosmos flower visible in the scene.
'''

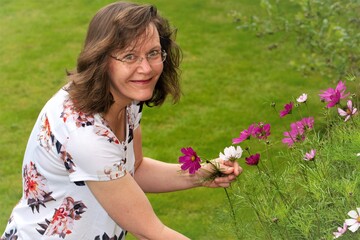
[345,207,360,232]
[219,146,243,162]
[296,93,308,103]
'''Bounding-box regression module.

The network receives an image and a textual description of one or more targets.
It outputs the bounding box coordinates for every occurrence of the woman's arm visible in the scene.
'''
[133,126,242,193]
[86,174,189,239]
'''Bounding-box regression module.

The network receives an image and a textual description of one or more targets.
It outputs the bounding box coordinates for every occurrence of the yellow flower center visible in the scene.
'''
[357,216,360,223]
[191,156,196,162]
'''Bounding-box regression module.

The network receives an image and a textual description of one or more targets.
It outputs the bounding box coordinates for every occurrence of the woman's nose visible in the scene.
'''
[136,57,152,73]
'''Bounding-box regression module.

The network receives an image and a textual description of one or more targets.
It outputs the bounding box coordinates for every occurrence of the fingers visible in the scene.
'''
[204,158,243,188]
[222,166,234,174]
[214,158,242,175]
[205,171,239,188]
[233,161,243,176]
[215,182,231,188]
[216,162,242,185]
[219,161,242,176]
[214,172,237,184]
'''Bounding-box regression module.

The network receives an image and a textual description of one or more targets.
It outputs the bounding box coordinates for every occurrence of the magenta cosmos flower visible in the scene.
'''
[338,100,358,122]
[279,102,294,118]
[232,124,255,144]
[233,122,271,144]
[319,80,350,108]
[245,153,260,165]
[178,147,202,174]
[252,122,271,140]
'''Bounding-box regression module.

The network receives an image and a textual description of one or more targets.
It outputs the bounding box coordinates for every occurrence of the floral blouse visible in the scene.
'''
[1,88,143,240]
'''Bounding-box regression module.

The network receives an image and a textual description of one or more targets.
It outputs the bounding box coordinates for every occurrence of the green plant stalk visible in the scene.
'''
[223,187,241,239]
[257,164,289,208]
[244,193,274,240]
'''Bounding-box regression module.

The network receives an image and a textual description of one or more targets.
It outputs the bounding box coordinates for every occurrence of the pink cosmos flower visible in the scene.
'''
[279,102,294,118]
[232,124,255,144]
[303,149,316,161]
[252,122,271,140]
[179,147,202,174]
[283,117,314,147]
[338,100,358,122]
[296,93,308,103]
[245,153,260,165]
[282,122,306,147]
[282,130,300,147]
[333,222,347,239]
[345,207,360,232]
[319,80,350,108]
[299,117,314,130]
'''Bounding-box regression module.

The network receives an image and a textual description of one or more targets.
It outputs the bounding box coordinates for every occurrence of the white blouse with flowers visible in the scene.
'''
[1,87,142,240]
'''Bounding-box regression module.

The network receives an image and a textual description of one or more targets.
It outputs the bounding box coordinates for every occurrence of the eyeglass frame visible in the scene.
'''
[109,49,167,66]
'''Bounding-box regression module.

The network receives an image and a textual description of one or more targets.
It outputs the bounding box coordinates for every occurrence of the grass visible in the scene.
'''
[0,0,337,239]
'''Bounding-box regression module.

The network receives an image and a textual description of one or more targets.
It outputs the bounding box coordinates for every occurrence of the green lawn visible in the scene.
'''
[0,0,332,239]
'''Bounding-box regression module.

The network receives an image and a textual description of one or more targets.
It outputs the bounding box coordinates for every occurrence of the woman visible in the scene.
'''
[1,2,242,239]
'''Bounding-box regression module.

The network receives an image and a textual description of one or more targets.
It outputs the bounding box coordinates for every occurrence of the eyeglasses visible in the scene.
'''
[110,49,167,66]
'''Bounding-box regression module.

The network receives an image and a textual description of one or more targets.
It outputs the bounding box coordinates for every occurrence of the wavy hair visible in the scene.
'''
[66,1,182,114]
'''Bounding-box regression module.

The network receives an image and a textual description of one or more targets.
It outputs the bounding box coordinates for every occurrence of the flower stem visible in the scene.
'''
[265,143,274,171]
[224,187,241,239]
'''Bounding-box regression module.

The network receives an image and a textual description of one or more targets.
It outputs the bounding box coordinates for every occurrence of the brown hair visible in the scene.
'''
[67,1,182,114]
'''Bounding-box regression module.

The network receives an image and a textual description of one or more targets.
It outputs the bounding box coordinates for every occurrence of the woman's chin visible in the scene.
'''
[134,94,154,102]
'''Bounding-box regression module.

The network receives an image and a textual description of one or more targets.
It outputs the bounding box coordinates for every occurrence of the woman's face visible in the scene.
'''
[108,23,163,106]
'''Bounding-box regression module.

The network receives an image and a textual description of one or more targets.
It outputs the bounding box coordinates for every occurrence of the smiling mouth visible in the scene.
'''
[131,78,152,84]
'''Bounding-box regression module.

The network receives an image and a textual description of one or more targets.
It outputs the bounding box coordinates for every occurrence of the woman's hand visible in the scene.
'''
[200,158,243,188]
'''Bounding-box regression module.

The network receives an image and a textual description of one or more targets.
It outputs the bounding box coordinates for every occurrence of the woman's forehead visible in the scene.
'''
[123,23,160,51]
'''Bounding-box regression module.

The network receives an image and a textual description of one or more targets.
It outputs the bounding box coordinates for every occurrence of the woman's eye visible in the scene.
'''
[147,50,160,59]
[122,54,137,62]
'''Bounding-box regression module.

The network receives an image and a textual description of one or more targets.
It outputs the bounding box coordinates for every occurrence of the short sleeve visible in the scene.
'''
[59,100,142,183]
[64,125,127,182]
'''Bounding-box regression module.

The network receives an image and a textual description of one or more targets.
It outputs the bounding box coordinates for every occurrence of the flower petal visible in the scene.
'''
[347,100,353,109]
[338,108,347,117]
[348,223,360,232]
[353,108,358,115]
[348,210,359,219]
[219,152,227,160]
[345,219,357,226]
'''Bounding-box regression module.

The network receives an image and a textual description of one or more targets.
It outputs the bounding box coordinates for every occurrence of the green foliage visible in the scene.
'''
[231,0,360,79]
[222,79,360,239]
